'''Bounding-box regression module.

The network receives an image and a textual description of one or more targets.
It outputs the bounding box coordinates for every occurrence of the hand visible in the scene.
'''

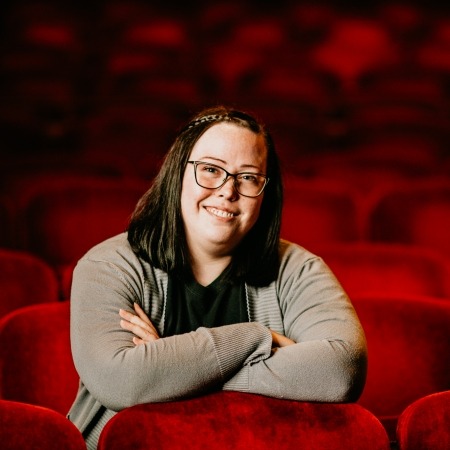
[119,303,160,346]
[270,329,296,350]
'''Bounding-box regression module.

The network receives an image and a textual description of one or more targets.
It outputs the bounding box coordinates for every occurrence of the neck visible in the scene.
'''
[190,254,232,286]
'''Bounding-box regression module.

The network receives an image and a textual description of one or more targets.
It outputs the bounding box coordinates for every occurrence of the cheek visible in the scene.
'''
[181,181,208,216]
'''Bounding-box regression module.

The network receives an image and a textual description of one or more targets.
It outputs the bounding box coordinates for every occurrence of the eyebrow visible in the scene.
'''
[199,156,262,171]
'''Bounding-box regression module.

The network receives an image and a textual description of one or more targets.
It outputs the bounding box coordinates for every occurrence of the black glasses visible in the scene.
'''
[187,161,269,198]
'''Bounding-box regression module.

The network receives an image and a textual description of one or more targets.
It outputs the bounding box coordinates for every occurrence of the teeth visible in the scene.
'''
[207,207,235,218]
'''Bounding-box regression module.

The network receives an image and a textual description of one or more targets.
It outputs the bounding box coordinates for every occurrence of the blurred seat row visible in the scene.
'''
[3,234,450,308]
[0,300,448,448]
[3,1,450,89]
[1,0,450,162]
[1,175,450,275]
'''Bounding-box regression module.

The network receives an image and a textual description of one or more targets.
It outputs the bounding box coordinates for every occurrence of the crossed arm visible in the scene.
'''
[71,245,366,411]
[119,302,296,349]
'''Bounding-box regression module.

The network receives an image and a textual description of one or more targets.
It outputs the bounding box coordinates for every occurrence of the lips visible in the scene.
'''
[205,207,237,218]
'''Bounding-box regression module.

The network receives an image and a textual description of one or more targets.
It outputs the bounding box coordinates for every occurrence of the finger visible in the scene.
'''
[133,303,158,334]
[134,304,160,338]
[119,308,153,333]
[270,330,296,347]
[279,335,296,347]
[120,319,158,341]
[133,337,147,346]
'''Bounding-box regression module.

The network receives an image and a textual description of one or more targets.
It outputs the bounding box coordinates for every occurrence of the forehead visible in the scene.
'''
[190,122,267,166]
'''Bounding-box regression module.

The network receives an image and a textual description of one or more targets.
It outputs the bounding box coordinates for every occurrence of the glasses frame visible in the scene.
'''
[187,160,269,198]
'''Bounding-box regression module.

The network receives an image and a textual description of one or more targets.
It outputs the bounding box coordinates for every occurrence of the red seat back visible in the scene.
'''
[317,242,450,298]
[0,399,86,450]
[0,249,60,319]
[0,198,14,248]
[353,295,450,439]
[18,177,148,268]
[98,391,390,450]
[281,178,361,250]
[397,390,450,450]
[0,301,79,415]
[369,181,450,258]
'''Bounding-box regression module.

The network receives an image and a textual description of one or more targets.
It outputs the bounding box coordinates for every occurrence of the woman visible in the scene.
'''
[68,106,367,449]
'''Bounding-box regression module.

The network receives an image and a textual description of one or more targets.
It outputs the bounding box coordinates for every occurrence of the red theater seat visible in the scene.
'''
[60,260,77,300]
[0,399,86,450]
[360,67,447,105]
[346,98,448,141]
[18,177,148,269]
[352,295,450,440]
[0,249,59,319]
[100,17,194,90]
[309,17,399,91]
[98,391,390,450]
[83,102,182,162]
[368,180,450,258]
[292,148,438,196]
[317,242,450,298]
[0,198,14,248]
[2,154,131,199]
[0,301,79,415]
[397,390,450,450]
[281,177,361,250]
[415,18,450,73]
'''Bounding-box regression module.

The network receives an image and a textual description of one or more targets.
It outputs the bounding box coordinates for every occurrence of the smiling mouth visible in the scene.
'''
[205,207,237,218]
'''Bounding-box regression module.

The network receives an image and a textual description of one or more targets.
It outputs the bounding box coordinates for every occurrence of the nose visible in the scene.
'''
[217,175,239,201]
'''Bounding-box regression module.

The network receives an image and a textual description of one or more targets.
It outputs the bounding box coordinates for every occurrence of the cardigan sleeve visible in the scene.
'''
[223,244,368,402]
[70,255,272,412]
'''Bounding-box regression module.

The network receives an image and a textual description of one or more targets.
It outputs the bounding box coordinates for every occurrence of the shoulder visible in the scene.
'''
[78,232,168,286]
[76,232,149,283]
[279,239,321,268]
[80,232,137,264]
[277,239,338,286]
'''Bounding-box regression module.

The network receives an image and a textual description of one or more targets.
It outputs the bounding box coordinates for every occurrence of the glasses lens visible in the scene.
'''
[235,174,267,197]
[195,162,267,197]
[195,163,226,189]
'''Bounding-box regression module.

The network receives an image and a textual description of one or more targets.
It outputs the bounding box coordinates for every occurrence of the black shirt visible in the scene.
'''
[164,270,249,337]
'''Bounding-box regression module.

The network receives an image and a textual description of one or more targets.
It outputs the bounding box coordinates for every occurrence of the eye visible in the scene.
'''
[201,164,222,176]
[240,174,259,184]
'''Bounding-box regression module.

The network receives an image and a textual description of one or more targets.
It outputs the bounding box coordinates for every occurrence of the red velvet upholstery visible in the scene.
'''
[369,180,450,258]
[397,390,450,450]
[281,177,361,250]
[352,295,450,440]
[83,102,186,161]
[309,17,399,90]
[98,392,390,450]
[292,150,436,196]
[60,260,77,300]
[18,177,148,268]
[347,99,443,140]
[317,242,450,298]
[0,249,60,319]
[0,198,13,248]
[0,301,79,415]
[0,399,86,450]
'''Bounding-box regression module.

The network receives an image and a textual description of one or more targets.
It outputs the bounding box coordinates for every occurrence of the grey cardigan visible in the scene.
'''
[68,233,367,447]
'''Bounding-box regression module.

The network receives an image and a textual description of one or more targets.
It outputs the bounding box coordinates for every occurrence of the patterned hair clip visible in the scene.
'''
[187,114,229,129]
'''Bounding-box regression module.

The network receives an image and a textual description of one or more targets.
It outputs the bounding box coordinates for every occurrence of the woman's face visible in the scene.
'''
[181,122,268,259]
